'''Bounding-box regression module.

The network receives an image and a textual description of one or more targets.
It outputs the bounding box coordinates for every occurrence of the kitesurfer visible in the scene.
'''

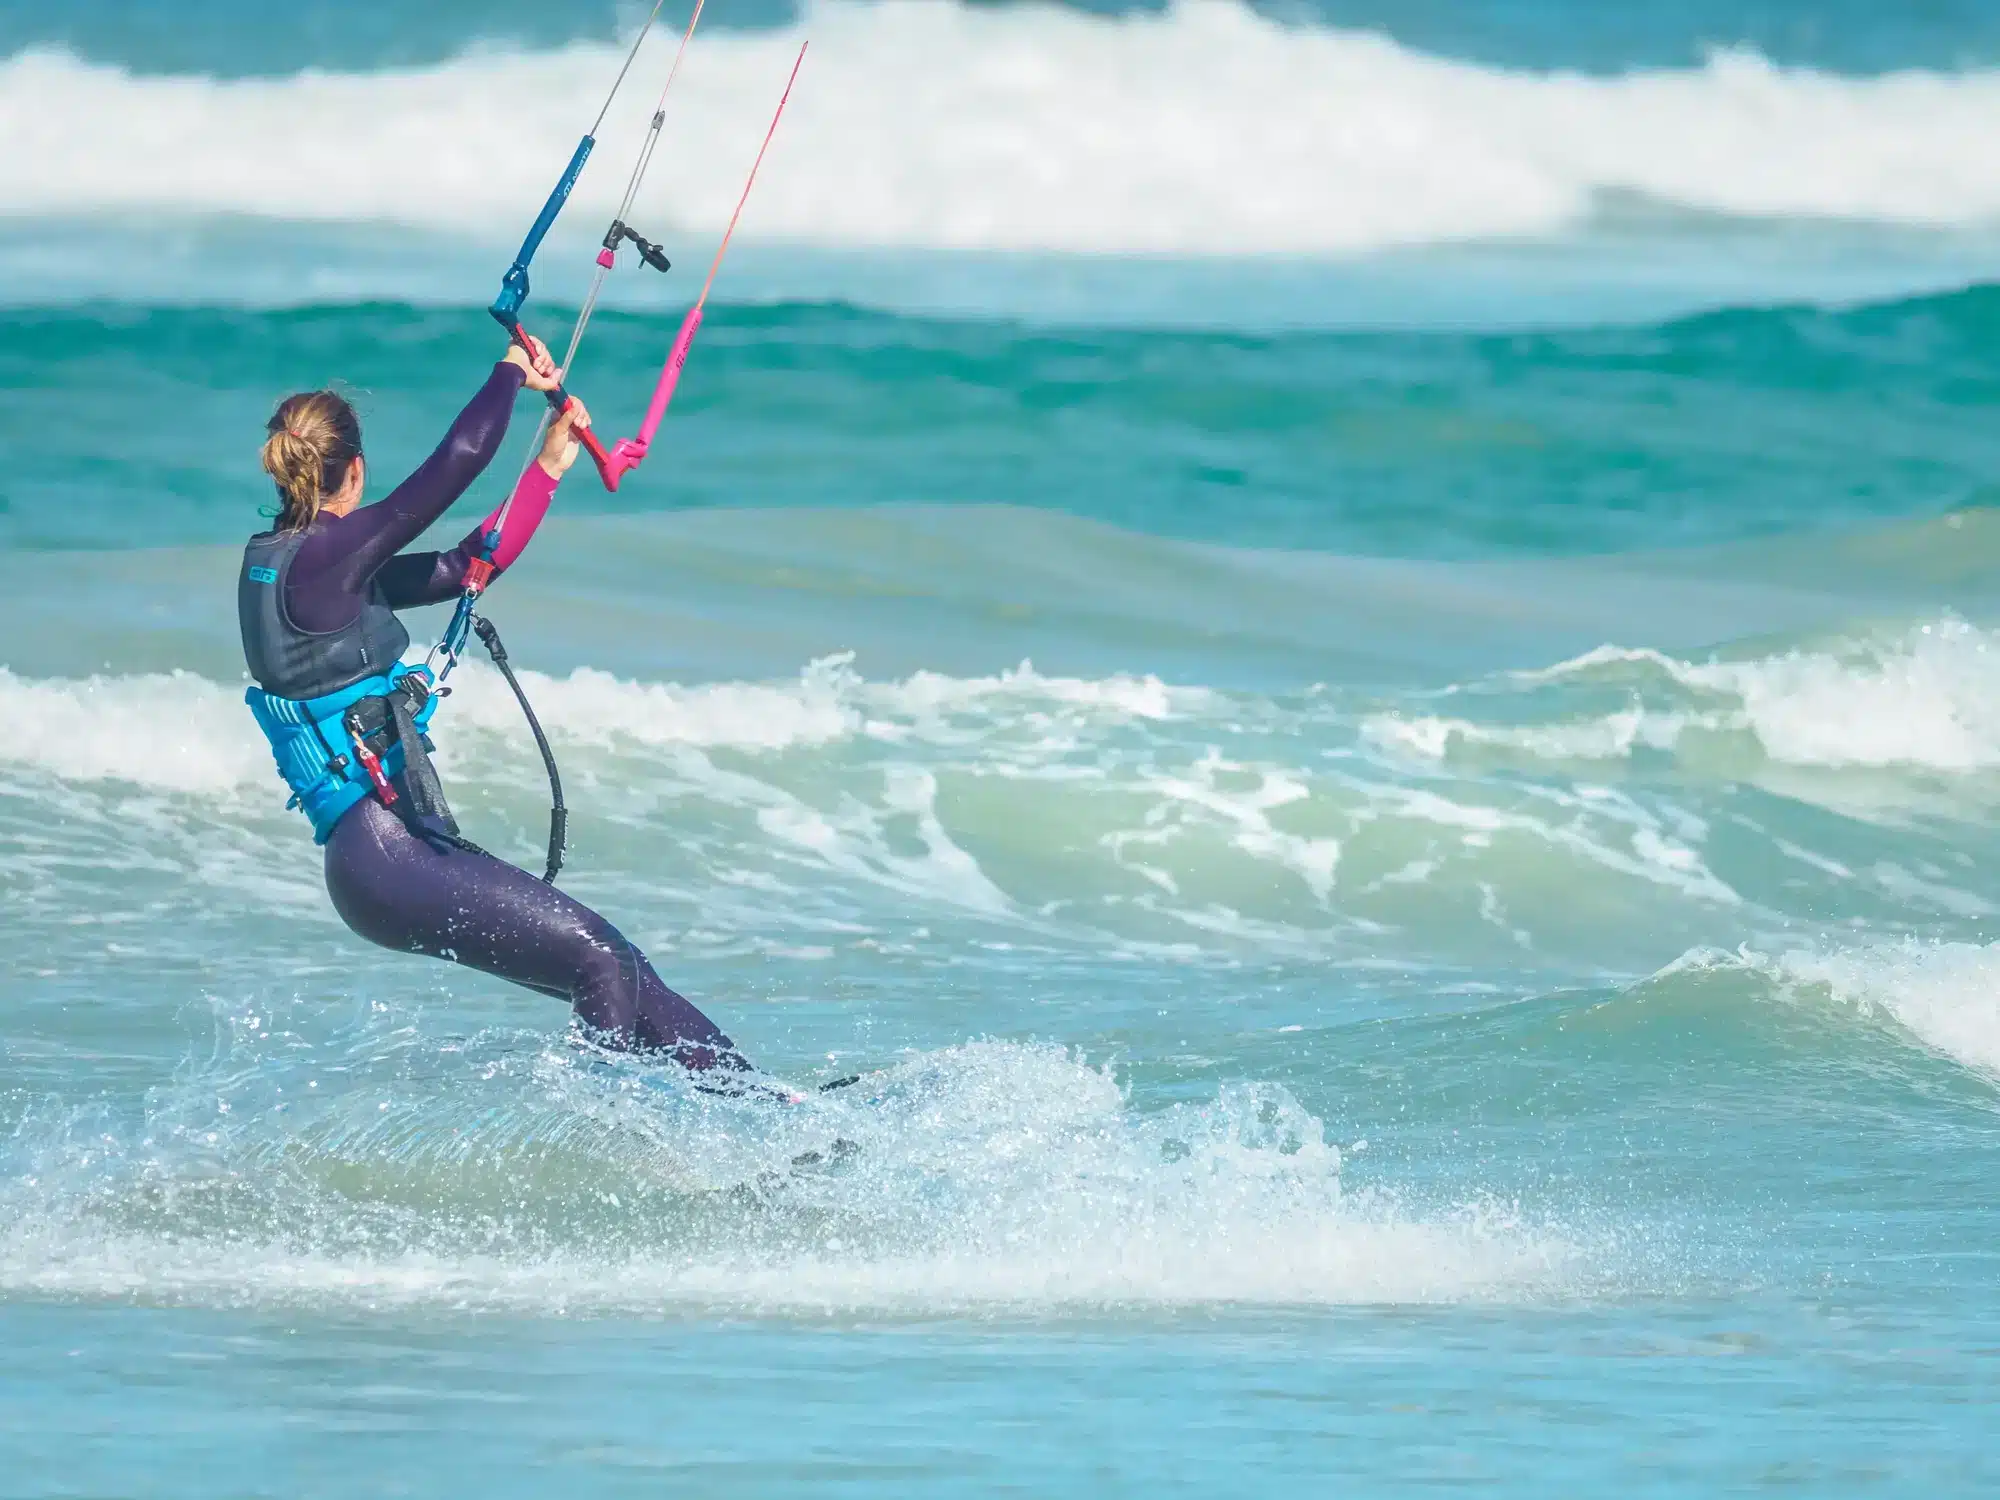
[238,335,749,1075]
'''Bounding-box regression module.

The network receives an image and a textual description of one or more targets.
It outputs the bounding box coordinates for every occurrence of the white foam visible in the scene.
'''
[0,1035,1586,1313]
[0,666,268,792]
[1680,623,2000,770]
[1354,781,1741,906]
[9,1,2000,257]
[1684,942,2000,1078]
[1364,705,1698,764]
[1367,620,2000,773]
[0,1211,1572,1314]
[446,653,864,753]
[0,655,1204,796]
[1779,943,2000,1075]
[1127,751,1344,902]
[449,652,1200,754]
[880,659,1201,724]
[753,764,1017,917]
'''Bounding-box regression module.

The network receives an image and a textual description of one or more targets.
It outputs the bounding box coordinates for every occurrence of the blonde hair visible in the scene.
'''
[261,390,363,531]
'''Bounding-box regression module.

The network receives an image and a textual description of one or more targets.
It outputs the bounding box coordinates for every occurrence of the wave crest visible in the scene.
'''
[1365,618,2000,774]
[1657,941,2000,1079]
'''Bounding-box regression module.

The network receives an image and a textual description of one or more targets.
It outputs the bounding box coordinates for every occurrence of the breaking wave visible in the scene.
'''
[1365,618,2000,775]
[1656,941,2000,1081]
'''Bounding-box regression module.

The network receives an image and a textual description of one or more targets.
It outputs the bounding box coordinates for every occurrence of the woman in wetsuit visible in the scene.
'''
[240,334,748,1076]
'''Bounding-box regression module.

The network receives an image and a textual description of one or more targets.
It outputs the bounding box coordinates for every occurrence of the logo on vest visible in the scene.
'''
[247,565,279,584]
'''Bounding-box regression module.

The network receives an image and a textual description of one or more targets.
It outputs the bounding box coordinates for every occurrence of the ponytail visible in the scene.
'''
[261,390,363,531]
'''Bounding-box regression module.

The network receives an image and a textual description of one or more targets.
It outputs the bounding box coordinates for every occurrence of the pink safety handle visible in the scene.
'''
[587,305,705,492]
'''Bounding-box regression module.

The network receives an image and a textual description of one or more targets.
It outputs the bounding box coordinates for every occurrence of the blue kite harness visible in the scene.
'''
[244,668,441,844]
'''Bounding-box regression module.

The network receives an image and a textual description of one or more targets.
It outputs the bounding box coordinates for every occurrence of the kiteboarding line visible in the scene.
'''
[428,30,807,889]
[589,40,810,492]
[487,0,674,337]
[499,0,718,501]
[438,0,710,683]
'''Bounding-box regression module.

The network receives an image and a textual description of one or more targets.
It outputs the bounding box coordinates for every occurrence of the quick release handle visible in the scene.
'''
[603,220,673,275]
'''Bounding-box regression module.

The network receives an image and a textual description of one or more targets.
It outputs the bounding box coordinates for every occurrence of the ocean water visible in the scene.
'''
[6,1,2000,1494]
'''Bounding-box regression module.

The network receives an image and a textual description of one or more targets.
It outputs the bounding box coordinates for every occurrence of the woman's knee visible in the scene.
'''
[566,925,644,1023]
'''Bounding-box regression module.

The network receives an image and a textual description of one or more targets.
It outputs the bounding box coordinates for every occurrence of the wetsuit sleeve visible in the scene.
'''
[283,363,526,633]
[374,462,561,609]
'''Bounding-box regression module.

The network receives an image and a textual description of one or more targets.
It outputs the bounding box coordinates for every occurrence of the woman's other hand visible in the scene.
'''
[538,398,591,479]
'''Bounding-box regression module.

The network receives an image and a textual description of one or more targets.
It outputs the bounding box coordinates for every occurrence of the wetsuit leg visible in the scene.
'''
[322,797,746,1073]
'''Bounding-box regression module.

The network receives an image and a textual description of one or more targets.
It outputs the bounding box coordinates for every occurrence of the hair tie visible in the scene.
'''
[287,428,307,440]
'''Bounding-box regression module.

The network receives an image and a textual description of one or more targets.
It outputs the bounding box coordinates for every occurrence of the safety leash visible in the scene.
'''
[473,617,568,883]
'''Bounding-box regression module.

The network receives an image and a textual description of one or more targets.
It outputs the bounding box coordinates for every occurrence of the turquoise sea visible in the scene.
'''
[6,1,2000,1494]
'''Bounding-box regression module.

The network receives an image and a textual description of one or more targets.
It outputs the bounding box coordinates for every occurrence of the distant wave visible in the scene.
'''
[1366,618,2000,776]
[8,0,2000,257]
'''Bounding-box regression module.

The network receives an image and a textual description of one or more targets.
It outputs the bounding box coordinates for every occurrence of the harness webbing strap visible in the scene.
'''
[387,689,457,835]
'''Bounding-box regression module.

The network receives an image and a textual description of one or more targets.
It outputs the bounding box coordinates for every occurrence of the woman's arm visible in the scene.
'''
[374,398,591,610]
[282,338,563,634]
[375,463,560,608]
[297,362,523,593]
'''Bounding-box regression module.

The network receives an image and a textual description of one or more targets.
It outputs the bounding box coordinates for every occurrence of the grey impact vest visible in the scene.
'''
[239,529,411,701]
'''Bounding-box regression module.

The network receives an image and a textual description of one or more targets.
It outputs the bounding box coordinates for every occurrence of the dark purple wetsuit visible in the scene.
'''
[292,364,745,1074]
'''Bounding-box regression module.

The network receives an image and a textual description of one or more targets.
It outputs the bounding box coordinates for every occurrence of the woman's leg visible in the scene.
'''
[323,798,747,1073]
